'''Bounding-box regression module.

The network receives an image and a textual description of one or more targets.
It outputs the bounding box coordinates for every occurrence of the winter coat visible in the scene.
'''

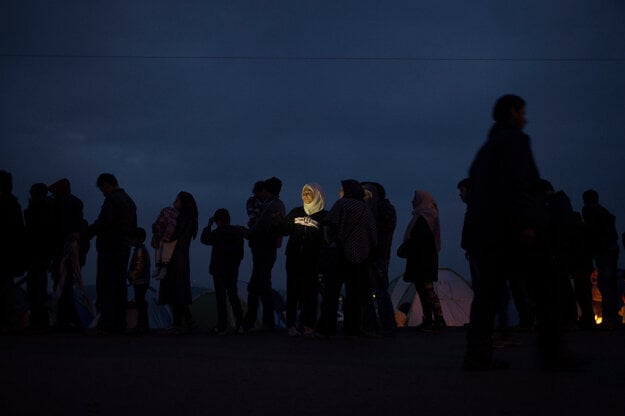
[159,213,196,306]
[281,206,327,265]
[201,224,245,277]
[247,197,286,249]
[324,197,377,265]
[90,188,137,252]
[373,198,396,262]
[398,216,438,283]
[467,122,545,253]
[24,198,55,268]
[582,203,619,255]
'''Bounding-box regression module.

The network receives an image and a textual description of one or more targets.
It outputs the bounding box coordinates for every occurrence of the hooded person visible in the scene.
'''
[361,181,397,337]
[280,183,327,336]
[398,190,446,332]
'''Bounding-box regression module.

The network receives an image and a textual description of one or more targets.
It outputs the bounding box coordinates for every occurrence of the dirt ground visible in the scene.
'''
[1,327,623,416]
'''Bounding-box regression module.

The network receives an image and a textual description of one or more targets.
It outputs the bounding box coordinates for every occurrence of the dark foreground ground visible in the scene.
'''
[1,327,623,416]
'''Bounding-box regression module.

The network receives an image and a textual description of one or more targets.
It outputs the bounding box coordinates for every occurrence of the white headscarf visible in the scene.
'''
[302,183,325,215]
[403,190,441,252]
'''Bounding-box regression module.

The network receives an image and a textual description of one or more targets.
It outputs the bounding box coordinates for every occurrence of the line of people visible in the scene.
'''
[200,177,415,338]
[0,166,451,338]
[1,95,623,365]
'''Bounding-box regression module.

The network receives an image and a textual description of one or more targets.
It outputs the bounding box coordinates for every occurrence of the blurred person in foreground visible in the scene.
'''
[463,95,588,371]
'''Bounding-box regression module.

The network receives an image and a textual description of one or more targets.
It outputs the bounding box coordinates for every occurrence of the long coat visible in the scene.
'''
[398,216,438,284]
[159,214,195,306]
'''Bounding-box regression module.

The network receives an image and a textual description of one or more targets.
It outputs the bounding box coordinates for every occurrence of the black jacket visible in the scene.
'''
[398,216,438,283]
[201,224,245,277]
[90,188,137,252]
[280,206,327,263]
[467,123,544,252]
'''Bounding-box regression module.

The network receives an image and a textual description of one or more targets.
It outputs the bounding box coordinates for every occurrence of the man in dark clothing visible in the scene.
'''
[48,178,87,329]
[201,208,245,334]
[459,177,526,345]
[243,176,285,331]
[0,171,25,333]
[463,95,583,371]
[582,189,620,328]
[24,183,54,330]
[89,173,137,333]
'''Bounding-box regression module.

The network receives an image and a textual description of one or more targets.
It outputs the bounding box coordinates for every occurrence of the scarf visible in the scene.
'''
[403,190,441,253]
[303,183,325,216]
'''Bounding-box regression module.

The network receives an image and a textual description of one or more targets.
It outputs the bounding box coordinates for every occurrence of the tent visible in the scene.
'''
[126,287,173,329]
[189,281,287,330]
[390,268,473,327]
[126,281,286,331]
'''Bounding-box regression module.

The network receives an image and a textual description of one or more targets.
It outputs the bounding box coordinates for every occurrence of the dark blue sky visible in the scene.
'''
[2,1,624,288]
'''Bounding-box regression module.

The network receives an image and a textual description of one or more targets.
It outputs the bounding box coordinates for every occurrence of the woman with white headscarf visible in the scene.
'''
[280,183,327,336]
[397,190,446,332]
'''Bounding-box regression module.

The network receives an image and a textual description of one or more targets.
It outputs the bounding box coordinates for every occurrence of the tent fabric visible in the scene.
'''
[390,268,473,327]
[180,281,286,330]
[126,287,173,329]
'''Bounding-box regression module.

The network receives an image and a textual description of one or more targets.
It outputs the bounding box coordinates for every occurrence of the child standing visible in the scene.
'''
[200,208,245,335]
[128,227,150,334]
[151,205,178,280]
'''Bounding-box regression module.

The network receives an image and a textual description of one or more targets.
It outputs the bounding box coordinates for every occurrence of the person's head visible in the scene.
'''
[0,170,13,194]
[252,181,264,197]
[96,173,119,196]
[340,179,364,200]
[456,178,471,203]
[362,181,387,200]
[412,190,437,211]
[175,191,198,217]
[301,183,325,215]
[131,227,147,245]
[582,189,600,205]
[49,178,71,196]
[213,208,231,226]
[362,183,379,206]
[29,183,49,203]
[492,94,526,129]
[175,191,199,238]
[263,177,282,197]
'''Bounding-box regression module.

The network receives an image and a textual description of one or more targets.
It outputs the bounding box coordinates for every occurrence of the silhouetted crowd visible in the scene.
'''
[1,95,623,371]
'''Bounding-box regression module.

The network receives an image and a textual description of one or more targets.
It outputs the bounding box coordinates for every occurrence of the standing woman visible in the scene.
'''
[398,190,446,332]
[159,191,198,333]
[280,183,327,337]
